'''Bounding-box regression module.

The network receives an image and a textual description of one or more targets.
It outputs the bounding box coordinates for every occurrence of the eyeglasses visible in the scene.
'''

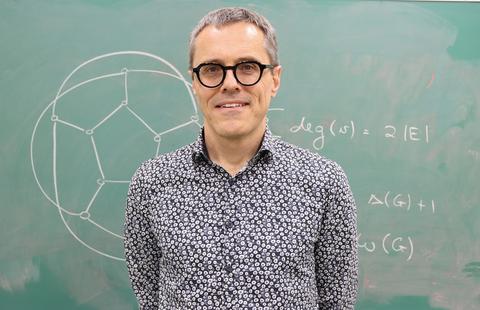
[192,61,275,88]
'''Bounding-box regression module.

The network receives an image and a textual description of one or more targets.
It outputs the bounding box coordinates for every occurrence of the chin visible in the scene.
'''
[219,128,248,139]
[216,123,250,139]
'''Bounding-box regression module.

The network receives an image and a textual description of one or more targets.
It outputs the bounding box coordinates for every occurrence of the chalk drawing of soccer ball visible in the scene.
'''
[31,51,200,260]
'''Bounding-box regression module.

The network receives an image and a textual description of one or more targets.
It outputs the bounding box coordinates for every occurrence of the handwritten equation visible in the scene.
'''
[358,233,414,261]
[290,116,430,150]
[368,192,436,214]
[468,149,480,161]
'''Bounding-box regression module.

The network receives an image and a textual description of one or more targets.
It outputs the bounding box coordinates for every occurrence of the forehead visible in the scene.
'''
[192,22,269,65]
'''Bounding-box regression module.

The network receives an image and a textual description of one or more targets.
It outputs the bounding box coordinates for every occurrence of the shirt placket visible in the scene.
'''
[204,155,265,309]
[217,173,240,309]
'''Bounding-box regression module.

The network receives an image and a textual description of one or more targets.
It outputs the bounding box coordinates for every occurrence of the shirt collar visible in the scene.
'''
[192,126,276,163]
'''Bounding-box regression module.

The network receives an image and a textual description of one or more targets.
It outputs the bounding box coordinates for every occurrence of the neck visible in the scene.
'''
[204,123,266,176]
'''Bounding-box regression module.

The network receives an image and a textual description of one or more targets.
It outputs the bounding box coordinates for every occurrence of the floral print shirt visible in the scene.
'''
[124,127,358,309]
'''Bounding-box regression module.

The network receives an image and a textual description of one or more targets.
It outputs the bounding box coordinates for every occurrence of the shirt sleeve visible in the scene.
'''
[315,162,359,309]
[124,161,161,309]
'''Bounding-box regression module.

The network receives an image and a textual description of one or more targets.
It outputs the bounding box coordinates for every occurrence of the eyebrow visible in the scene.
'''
[198,56,262,65]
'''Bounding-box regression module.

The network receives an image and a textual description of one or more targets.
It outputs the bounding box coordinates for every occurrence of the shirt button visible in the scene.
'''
[228,178,235,186]
[225,264,233,273]
[225,220,234,229]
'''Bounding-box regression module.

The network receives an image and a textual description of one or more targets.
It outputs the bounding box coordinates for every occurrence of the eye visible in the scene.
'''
[201,64,222,75]
[238,62,259,74]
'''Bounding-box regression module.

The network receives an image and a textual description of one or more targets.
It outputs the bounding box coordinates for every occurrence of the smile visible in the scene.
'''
[216,102,249,109]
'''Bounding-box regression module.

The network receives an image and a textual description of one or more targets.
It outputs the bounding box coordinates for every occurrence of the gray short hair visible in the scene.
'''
[189,7,279,68]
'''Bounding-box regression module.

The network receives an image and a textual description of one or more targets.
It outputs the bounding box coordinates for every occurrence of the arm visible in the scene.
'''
[315,162,358,309]
[124,162,161,309]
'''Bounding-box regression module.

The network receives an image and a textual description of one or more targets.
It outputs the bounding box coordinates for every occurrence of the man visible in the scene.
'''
[124,7,358,309]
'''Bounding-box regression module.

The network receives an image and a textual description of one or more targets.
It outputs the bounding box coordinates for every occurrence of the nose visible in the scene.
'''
[221,68,240,92]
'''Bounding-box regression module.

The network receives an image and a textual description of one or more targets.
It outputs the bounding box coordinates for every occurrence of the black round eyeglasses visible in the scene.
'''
[192,61,275,88]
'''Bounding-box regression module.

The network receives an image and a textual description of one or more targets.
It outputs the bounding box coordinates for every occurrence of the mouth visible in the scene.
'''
[215,101,249,109]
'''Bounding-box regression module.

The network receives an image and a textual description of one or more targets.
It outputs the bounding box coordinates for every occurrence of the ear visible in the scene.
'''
[270,65,282,98]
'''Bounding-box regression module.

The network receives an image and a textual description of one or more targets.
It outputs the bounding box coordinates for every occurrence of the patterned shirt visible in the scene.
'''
[124,127,358,309]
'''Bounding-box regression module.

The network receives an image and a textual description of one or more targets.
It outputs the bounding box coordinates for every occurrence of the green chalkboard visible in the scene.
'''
[1,0,479,309]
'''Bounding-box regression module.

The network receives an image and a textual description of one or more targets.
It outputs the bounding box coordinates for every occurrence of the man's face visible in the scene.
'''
[191,22,281,140]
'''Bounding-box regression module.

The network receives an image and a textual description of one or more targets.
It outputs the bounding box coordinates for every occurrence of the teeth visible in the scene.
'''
[222,103,244,108]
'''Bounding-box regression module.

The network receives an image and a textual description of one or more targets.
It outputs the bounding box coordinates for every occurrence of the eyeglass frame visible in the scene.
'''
[191,61,276,88]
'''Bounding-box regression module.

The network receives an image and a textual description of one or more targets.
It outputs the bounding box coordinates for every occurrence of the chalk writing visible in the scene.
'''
[358,233,414,261]
[290,116,430,150]
[289,116,326,150]
[468,149,480,161]
[385,124,429,143]
[31,51,201,261]
[368,192,436,213]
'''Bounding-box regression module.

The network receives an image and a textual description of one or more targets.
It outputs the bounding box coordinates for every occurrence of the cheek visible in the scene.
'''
[255,84,273,108]
[193,87,213,110]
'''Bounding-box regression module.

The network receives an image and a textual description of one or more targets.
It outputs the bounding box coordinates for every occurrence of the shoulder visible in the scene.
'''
[272,139,354,208]
[130,143,194,186]
[273,138,347,181]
